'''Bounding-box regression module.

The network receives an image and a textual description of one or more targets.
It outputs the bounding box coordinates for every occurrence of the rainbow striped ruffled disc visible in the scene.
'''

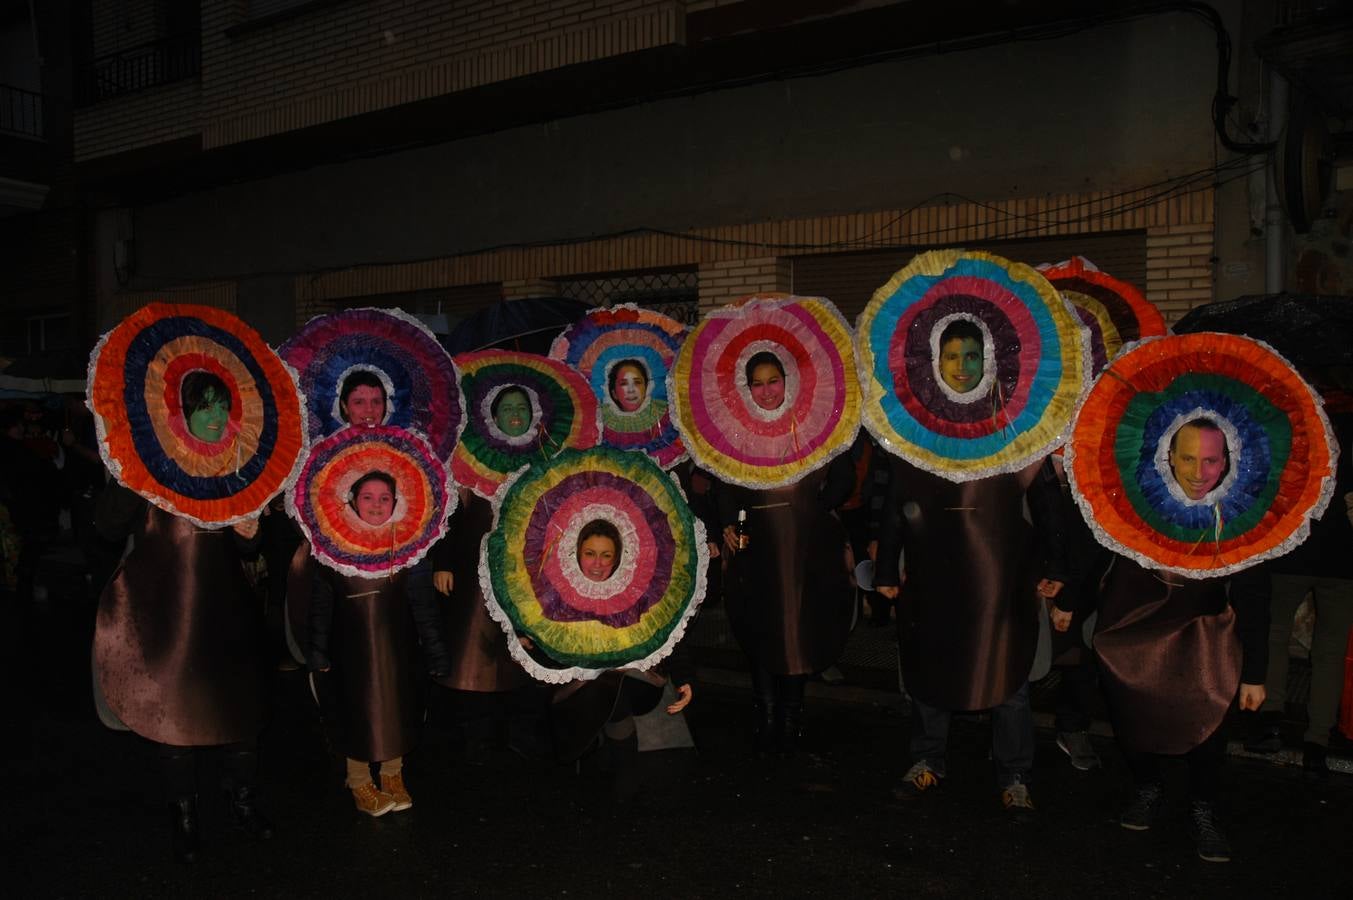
[856,249,1089,481]
[451,351,601,499]
[87,302,307,526]
[482,447,708,682]
[1066,333,1336,576]
[668,294,861,488]
[549,304,688,468]
[287,425,454,576]
[278,307,464,461]
[1039,256,1166,376]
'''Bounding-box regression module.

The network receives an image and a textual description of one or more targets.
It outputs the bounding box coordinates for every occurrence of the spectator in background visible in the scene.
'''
[1247,372,1353,777]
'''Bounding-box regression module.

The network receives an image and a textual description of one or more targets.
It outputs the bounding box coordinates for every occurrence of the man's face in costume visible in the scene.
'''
[1169,424,1227,500]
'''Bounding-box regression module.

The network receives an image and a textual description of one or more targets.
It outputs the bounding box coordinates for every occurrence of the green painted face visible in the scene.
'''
[187,387,230,443]
[494,389,532,437]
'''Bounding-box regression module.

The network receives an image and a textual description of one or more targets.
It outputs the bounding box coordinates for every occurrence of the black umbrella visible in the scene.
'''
[440,296,591,355]
[1172,293,1353,367]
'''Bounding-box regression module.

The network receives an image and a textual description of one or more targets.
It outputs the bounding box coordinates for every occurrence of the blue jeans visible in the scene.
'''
[909,682,1035,788]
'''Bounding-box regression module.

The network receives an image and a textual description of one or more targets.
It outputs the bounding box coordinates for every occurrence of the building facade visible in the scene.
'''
[60,1,1329,345]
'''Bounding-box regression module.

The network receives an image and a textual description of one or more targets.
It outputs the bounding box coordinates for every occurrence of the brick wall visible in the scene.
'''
[77,0,686,159]
[76,79,201,160]
[91,1,162,57]
[1144,223,1215,322]
[258,187,1214,319]
[697,257,790,310]
[104,281,238,329]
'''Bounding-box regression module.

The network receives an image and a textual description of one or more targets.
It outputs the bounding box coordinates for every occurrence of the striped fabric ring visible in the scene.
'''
[550,304,689,468]
[87,303,306,526]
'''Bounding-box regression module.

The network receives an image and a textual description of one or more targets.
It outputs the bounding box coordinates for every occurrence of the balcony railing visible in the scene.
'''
[0,84,43,139]
[77,33,200,106]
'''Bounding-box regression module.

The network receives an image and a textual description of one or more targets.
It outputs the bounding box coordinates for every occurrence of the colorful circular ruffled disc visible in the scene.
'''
[549,304,688,469]
[482,447,708,682]
[451,350,601,499]
[88,302,307,526]
[856,249,1090,481]
[1066,333,1336,577]
[278,307,464,461]
[668,294,861,489]
[287,425,454,576]
[1039,256,1166,376]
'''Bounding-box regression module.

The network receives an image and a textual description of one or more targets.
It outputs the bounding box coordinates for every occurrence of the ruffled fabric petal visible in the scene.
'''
[855,249,1090,482]
[1038,256,1166,376]
[87,302,307,526]
[278,307,464,461]
[287,425,454,576]
[451,351,601,500]
[1066,333,1337,576]
[549,304,688,468]
[481,447,708,683]
[668,294,861,489]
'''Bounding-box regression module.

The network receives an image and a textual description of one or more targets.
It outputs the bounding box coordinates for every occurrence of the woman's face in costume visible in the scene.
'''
[187,388,230,443]
[342,384,386,427]
[611,364,648,413]
[353,479,396,526]
[939,337,983,393]
[494,389,532,437]
[749,362,786,411]
[1169,424,1227,500]
[577,534,618,582]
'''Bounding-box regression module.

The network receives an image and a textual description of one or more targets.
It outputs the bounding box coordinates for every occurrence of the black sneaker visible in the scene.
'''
[1188,801,1232,863]
[1243,715,1282,754]
[1119,783,1164,831]
[1302,741,1330,780]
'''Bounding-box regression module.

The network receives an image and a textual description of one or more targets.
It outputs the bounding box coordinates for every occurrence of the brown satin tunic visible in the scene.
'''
[436,493,532,693]
[892,460,1042,711]
[316,569,421,762]
[1094,556,1241,755]
[723,469,853,675]
[94,504,266,746]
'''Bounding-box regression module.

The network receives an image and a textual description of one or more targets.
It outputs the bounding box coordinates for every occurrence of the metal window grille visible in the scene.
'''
[553,270,699,325]
[0,84,43,139]
[76,34,201,106]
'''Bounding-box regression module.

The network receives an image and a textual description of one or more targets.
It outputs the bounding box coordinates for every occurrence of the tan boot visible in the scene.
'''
[381,771,413,811]
[351,782,396,817]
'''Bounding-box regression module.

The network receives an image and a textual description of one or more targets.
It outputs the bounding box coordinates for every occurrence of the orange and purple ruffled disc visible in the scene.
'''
[668,294,861,489]
[287,425,454,576]
[1039,256,1166,376]
[88,302,307,526]
[482,447,707,682]
[1066,333,1336,576]
[278,307,464,461]
[549,304,688,468]
[451,351,601,500]
[856,249,1089,481]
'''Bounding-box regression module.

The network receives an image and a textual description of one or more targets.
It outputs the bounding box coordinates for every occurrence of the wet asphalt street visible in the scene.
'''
[6,586,1351,900]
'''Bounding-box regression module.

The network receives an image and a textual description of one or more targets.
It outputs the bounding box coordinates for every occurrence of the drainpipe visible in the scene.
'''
[1265,69,1288,294]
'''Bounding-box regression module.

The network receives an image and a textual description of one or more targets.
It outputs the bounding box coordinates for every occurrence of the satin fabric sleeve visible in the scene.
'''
[308,564,335,671]
[406,558,452,677]
[94,481,146,543]
[1227,563,1272,684]
[1026,457,1072,609]
[873,456,907,589]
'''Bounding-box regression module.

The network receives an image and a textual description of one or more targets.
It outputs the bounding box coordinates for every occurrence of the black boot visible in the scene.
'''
[752,698,778,756]
[607,731,641,805]
[779,701,803,758]
[168,795,200,864]
[226,785,275,841]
